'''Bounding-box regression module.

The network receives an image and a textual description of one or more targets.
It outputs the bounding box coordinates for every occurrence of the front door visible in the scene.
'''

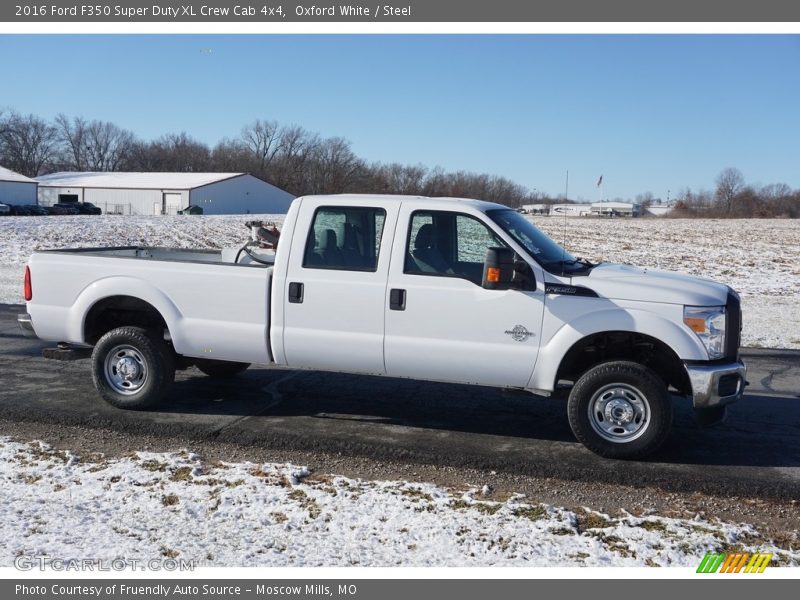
[384,207,544,388]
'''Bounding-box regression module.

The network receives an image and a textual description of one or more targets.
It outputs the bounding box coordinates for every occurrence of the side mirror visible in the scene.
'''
[482,247,514,290]
[482,247,536,291]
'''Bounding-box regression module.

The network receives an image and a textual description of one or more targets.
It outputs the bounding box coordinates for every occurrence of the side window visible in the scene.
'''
[303,206,386,272]
[405,211,506,285]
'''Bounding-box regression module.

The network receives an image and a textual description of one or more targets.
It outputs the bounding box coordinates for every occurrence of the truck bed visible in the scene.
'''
[37,246,271,267]
[26,246,273,364]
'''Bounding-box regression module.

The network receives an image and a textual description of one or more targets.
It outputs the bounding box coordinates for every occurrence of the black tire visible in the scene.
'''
[91,326,175,410]
[195,359,250,379]
[567,361,672,460]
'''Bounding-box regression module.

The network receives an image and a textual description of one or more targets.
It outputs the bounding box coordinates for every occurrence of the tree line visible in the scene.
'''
[1,109,797,217]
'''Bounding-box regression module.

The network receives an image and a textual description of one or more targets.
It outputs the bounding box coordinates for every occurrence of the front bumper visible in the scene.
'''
[17,313,36,337]
[684,360,746,408]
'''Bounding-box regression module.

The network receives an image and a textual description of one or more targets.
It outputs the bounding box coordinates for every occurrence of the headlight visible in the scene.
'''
[684,306,726,359]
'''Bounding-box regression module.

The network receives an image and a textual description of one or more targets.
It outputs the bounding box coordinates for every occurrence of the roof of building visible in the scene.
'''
[34,171,248,190]
[0,165,38,184]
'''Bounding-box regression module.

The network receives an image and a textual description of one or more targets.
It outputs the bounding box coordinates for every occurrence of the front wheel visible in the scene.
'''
[91,326,175,410]
[567,361,672,459]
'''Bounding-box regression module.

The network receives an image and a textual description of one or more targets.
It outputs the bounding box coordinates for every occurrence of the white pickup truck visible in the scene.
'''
[18,194,746,459]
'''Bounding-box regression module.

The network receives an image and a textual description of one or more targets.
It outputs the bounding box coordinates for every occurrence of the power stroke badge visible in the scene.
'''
[504,325,533,342]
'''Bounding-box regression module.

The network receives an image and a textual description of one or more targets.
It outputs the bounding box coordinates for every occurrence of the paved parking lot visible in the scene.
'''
[1,303,799,500]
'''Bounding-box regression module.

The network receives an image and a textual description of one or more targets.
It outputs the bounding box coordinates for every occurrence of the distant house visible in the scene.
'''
[0,165,38,205]
[644,204,675,217]
[549,203,592,217]
[520,203,549,214]
[590,202,641,217]
[34,171,294,216]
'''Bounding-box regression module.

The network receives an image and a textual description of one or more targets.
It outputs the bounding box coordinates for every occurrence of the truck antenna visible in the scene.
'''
[561,169,569,275]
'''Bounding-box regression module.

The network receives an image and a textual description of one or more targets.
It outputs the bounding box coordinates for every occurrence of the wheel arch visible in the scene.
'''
[70,277,182,346]
[529,308,703,395]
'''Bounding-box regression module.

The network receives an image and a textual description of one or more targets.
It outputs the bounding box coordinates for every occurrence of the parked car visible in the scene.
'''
[9,204,32,216]
[25,205,49,216]
[18,194,746,460]
[49,203,80,215]
[0,202,10,215]
[178,205,203,215]
[75,202,102,215]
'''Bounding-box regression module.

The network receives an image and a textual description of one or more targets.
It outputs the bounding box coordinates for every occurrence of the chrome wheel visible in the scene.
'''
[104,344,148,395]
[587,383,650,443]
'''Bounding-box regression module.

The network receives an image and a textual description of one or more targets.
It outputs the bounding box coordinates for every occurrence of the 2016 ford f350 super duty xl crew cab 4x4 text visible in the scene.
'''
[17,195,746,459]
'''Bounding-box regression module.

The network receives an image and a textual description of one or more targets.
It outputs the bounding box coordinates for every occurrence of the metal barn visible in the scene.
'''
[0,165,38,205]
[34,172,294,216]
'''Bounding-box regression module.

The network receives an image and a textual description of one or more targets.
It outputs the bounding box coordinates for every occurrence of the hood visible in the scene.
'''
[576,263,730,306]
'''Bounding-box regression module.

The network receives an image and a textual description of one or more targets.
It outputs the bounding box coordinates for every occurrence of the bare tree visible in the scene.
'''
[0,111,59,176]
[715,168,745,214]
[306,136,364,194]
[56,114,134,171]
[240,119,282,173]
[124,132,211,172]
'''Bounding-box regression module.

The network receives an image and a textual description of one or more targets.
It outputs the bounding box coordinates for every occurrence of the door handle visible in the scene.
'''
[288,282,304,304]
[389,288,406,311]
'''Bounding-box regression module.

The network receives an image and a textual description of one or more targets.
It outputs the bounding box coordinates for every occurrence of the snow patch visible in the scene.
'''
[1,438,796,568]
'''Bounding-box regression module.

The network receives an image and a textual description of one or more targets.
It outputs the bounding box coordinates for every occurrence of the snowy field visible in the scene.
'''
[0,214,797,348]
[2,438,797,567]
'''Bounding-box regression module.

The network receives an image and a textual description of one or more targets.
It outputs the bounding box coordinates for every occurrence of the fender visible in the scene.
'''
[68,276,183,348]
[528,305,707,392]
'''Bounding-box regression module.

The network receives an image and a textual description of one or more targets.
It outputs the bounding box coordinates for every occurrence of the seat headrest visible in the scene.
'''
[320,228,338,250]
[414,223,437,250]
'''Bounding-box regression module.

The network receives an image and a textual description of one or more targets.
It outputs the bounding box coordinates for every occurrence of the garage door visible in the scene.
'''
[163,193,182,215]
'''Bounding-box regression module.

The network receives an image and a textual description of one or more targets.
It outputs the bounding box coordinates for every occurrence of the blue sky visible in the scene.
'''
[1,34,798,200]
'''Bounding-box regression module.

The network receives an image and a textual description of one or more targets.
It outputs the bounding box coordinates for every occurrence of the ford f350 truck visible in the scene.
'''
[18,194,746,459]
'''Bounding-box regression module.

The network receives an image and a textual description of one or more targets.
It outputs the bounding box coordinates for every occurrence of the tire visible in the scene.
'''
[195,359,250,379]
[567,361,672,460]
[91,326,175,410]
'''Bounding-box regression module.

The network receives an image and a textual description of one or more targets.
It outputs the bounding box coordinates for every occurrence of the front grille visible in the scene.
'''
[725,288,741,360]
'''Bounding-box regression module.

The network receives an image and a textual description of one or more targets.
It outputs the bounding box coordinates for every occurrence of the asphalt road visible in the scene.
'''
[1,303,799,500]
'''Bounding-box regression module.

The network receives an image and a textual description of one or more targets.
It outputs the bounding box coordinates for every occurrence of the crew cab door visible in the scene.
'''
[279,198,398,374]
[384,206,544,387]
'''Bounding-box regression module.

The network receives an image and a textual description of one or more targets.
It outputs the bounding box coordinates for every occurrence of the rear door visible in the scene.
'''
[280,198,399,375]
[384,205,545,387]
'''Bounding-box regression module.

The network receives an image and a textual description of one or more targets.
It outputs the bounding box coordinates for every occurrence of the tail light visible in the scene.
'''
[23,266,32,301]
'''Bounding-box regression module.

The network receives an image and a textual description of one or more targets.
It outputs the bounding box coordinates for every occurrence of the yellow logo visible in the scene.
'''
[697,552,772,573]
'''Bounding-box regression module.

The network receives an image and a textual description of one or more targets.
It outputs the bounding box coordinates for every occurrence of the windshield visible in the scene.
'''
[486,209,581,272]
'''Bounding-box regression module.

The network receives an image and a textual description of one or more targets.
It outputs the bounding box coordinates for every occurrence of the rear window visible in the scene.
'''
[303,206,387,272]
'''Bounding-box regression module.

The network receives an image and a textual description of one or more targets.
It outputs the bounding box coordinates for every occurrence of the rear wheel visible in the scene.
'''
[567,361,672,459]
[195,359,250,379]
[91,326,174,410]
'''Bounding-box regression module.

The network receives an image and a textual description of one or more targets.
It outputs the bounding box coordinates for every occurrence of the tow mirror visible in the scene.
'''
[482,247,514,290]
[482,247,536,291]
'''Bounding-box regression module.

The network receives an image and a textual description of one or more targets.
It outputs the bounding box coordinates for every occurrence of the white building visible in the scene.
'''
[549,203,592,217]
[644,204,674,217]
[35,172,294,216]
[0,165,38,205]
[590,201,641,217]
[520,203,549,214]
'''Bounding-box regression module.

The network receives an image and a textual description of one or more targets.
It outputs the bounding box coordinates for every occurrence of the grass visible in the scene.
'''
[140,459,168,472]
[511,505,548,521]
[288,488,321,519]
[161,494,180,507]
[170,466,193,482]
[576,510,613,532]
